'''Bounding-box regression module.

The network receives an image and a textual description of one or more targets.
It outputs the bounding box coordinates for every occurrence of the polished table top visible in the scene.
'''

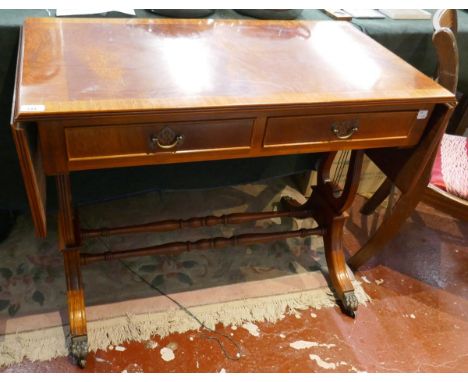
[16,18,453,121]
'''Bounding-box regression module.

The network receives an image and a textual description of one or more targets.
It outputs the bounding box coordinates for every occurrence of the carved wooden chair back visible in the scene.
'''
[433,9,458,34]
[432,10,459,94]
[433,9,467,136]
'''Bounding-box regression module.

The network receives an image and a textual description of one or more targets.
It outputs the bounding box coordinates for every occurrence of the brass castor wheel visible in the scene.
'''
[71,335,88,368]
[341,291,358,319]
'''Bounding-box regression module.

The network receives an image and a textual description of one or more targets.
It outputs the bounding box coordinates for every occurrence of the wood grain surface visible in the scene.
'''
[15,18,453,120]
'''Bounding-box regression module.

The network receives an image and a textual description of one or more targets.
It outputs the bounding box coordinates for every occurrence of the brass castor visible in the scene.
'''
[71,335,88,368]
[341,291,358,318]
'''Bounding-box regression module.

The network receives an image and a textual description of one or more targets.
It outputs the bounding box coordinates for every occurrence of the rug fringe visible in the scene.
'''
[0,282,369,367]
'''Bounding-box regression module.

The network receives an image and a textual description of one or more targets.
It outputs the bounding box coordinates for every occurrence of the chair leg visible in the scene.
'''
[360,178,393,215]
[350,103,455,269]
[348,181,426,270]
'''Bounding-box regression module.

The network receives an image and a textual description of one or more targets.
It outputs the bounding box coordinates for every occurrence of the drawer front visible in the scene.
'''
[65,119,254,161]
[263,111,420,149]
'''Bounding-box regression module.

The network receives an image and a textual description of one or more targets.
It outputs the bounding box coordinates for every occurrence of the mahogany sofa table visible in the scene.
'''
[11,18,454,366]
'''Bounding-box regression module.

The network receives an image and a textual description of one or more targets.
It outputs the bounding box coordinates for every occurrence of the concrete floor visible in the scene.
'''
[2,197,467,372]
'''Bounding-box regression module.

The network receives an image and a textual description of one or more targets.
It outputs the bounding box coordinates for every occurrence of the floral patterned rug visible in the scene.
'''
[0,178,320,319]
[0,177,368,366]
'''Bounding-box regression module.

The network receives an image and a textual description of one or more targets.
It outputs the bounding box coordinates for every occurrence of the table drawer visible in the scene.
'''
[65,118,254,161]
[263,111,420,149]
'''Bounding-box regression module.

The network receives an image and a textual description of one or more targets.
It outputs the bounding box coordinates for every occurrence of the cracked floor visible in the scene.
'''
[2,197,467,372]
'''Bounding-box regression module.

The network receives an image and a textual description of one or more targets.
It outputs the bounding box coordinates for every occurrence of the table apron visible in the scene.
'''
[36,104,435,175]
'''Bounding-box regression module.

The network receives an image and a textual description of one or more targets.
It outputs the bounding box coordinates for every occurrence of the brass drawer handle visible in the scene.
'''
[150,126,184,150]
[151,134,184,149]
[331,120,359,140]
